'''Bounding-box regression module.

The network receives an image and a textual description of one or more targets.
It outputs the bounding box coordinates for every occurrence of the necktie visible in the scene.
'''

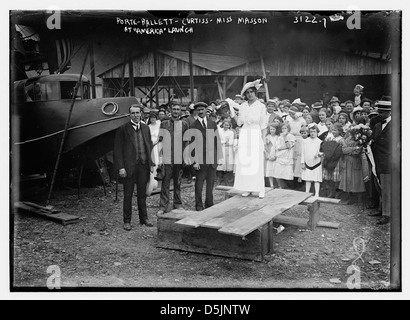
[201,119,206,129]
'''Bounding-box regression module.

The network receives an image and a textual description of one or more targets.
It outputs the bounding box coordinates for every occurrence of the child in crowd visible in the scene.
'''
[317,108,328,140]
[320,122,344,198]
[301,123,323,197]
[264,123,279,188]
[323,118,335,141]
[273,123,296,189]
[338,112,351,135]
[217,119,235,186]
[300,127,309,139]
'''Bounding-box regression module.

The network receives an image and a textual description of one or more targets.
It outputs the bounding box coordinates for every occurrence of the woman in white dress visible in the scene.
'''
[148,112,162,184]
[233,79,268,198]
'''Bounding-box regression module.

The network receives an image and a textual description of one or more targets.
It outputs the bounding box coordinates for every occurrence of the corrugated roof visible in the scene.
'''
[158,50,247,73]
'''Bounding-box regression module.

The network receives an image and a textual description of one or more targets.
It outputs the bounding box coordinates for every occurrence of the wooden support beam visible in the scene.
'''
[15,202,80,225]
[260,54,269,100]
[272,215,339,229]
[226,77,239,91]
[89,42,97,99]
[128,51,135,96]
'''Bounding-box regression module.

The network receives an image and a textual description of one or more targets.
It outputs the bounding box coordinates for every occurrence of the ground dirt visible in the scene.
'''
[12,179,391,291]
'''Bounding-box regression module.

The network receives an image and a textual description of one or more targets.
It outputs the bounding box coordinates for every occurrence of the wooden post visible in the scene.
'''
[390,18,401,290]
[188,40,194,102]
[243,62,249,87]
[222,76,227,100]
[260,54,269,101]
[307,201,320,231]
[89,42,97,99]
[128,51,135,96]
[154,50,159,107]
[77,166,83,200]
[119,53,127,97]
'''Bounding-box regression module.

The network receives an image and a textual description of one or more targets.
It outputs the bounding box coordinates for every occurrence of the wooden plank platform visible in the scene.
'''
[14,202,80,225]
[157,188,341,261]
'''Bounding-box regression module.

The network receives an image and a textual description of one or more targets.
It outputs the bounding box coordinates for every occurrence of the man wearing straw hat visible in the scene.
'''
[370,99,392,225]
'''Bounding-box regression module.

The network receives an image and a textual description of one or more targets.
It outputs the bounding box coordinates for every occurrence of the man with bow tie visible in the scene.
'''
[114,103,155,230]
[370,100,392,225]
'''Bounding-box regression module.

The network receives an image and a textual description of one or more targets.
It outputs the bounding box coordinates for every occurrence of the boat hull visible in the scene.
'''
[11,96,139,175]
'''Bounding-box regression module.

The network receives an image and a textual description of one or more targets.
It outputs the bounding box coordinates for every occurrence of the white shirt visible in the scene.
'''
[382,115,391,131]
[199,117,207,128]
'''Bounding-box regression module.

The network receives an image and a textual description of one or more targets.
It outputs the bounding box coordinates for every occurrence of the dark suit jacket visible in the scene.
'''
[185,115,197,128]
[371,121,391,174]
[191,118,223,168]
[114,121,154,174]
[160,118,189,164]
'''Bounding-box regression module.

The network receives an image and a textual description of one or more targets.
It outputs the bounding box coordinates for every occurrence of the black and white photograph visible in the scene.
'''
[6,3,406,300]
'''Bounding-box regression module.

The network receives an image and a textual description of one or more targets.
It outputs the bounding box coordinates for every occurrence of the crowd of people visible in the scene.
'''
[114,82,392,231]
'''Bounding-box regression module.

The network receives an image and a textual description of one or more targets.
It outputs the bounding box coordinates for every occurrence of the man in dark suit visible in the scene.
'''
[190,102,223,211]
[114,103,155,230]
[370,100,391,225]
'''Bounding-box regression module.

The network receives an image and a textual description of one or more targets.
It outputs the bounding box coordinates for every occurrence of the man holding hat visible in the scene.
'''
[370,100,392,225]
[190,102,223,211]
[114,103,155,230]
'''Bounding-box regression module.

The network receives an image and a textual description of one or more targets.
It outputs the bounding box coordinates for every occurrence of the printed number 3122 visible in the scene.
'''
[293,16,327,28]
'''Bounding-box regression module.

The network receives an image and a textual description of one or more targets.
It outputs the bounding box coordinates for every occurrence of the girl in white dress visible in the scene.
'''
[264,123,279,188]
[233,79,268,198]
[301,123,323,197]
[217,119,235,185]
[273,123,296,189]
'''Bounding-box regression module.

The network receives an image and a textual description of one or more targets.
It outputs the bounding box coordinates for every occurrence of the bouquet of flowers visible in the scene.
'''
[349,124,372,182]
[349,123,372,147]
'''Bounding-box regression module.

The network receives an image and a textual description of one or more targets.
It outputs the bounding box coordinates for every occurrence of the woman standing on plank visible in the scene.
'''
[232,79,268,199]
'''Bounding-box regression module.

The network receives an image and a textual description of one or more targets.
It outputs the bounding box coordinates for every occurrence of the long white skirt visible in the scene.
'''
[233,125,265,193]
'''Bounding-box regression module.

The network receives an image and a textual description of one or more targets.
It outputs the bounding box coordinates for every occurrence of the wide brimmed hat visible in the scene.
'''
[352,106,363,114]
[355,84,364,90]
[234,94,244,100]
[376,100,391,111]
[240,79,263,97]
[291,98,306,106]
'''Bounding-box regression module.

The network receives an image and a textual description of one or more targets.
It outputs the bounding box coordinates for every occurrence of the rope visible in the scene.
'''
[15,114,129,145]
